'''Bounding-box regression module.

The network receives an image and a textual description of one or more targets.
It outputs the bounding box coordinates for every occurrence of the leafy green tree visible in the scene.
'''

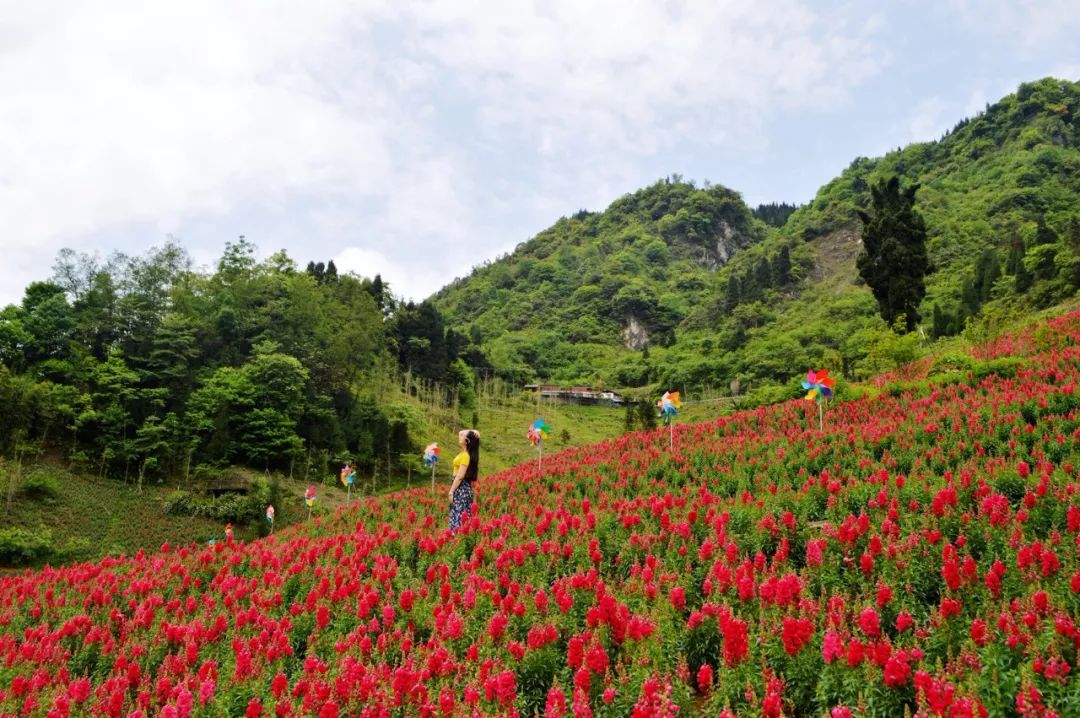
[20,282,74,363]
[855,177,930,333]
[1026,244,1059,281]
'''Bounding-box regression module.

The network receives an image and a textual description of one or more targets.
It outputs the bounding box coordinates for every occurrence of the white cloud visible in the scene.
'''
[334,246,443,303]
[0,0,887,306]
[906,96,951,143]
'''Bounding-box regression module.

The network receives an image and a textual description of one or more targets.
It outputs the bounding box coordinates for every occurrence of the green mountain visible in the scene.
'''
[436,77,1080,397]
[434,181,772,384]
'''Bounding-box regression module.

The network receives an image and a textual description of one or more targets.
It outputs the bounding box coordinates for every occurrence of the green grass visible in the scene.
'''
[0,462,345,565]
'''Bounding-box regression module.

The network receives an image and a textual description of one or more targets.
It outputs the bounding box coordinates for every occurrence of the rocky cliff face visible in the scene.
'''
[692,220,742,270]
[621,315,650,350]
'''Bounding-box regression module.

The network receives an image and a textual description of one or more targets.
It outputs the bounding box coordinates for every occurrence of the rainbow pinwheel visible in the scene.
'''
[528,419,549,446]
[423,443,441,467]
[802,369,836,403]
[304,485,316,508]
[340,464,354,487]
[657,391,682,419]
[265,505,275,523]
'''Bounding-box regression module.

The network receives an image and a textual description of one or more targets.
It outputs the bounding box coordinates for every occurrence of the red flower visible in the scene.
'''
[883,652,912,688]
[669,586,686,611]
[696,662,713,692]
[781,617,814,656]
[721,616,749,666]
[859,608,881,638]
[545,686,567,717]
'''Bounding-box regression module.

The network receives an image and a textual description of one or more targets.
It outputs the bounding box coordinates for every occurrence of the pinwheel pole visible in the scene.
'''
[529,420,549,472]
[658,392,681,451]
[802,369,835,432]
[347,478,351,501]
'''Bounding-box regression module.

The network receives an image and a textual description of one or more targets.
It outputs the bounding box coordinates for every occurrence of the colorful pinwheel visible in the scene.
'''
[304,485,316,509]
[657,391,682,419]
[657,391,683,449]
[423,443,441,467]
[340,464,354,487]
[528,419,549,446]
[802,369,835,403]
[265,505,275,523]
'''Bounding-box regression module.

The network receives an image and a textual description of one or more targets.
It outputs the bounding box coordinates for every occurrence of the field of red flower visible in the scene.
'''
[5,311,1080,717]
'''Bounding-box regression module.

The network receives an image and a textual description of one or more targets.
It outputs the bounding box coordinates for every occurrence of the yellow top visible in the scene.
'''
[453,451,470,476]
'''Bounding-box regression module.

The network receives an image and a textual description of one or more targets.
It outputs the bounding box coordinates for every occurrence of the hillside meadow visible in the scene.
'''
[3,307,1080,716]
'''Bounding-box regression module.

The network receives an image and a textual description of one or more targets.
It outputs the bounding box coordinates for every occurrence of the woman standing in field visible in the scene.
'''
[449,429,479,531]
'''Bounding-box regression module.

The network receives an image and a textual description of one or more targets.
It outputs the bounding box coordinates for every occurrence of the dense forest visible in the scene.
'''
[0,239,480,486]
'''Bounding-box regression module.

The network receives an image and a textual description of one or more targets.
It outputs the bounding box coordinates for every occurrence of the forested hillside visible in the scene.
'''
[0,240,484,492]
[436,78,1080,401]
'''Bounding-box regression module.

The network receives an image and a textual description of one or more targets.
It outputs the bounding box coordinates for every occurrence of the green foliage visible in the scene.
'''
[0,527,56,566]
[163,476,271,523]
[20,469,60,501]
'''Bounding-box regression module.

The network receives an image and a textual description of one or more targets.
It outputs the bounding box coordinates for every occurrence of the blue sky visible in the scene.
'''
[1,0,1078,307]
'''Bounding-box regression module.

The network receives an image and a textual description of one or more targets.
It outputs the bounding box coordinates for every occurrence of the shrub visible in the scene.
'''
[0,527,56,566]
[20,469,61,501]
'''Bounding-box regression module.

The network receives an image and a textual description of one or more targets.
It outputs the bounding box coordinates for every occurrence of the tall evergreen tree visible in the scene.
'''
[369,274,386,314]
[754,257,772,292]
[975,250,1001,303]
[636,399,657,430]
[1034,217,1058,246]
[1012,238,1034,293]
[722,274,741,312]
[773,245,792,287]
[931,302,951,339]
[855,177,930,332]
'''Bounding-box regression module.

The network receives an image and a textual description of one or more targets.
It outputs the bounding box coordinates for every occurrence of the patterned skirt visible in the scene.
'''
[449,481,474,532]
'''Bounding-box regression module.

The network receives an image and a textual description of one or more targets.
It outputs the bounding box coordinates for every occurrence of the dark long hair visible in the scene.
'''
[463,431,480,483]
